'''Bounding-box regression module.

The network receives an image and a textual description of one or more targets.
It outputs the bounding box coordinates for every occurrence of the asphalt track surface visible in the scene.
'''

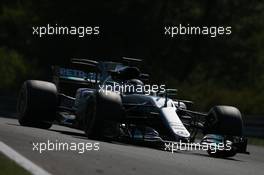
[0,114,263,175]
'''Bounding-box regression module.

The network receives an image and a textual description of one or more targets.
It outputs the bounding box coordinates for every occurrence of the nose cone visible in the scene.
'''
[160,107,190,140]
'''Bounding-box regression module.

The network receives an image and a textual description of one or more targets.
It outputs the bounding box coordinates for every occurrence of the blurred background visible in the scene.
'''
[0,0,264,120]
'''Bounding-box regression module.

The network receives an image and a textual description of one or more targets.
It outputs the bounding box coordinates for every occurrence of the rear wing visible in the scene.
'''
[71,58,99,72]
[122,57,142,65]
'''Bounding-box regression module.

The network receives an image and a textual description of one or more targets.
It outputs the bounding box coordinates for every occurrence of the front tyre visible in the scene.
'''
[205,106,243,157]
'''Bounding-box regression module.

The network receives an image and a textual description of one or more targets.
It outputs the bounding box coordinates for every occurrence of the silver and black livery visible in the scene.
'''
[17,58,249,157]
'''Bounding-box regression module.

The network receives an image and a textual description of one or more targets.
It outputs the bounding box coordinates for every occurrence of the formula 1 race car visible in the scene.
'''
[17,57,249,157]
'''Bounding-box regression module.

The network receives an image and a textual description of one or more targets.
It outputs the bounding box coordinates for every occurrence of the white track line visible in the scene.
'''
[0,141,51,175]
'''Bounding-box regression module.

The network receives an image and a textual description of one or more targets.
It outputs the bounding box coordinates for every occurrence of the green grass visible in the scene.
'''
[248,137,264,146]
[0,153,31,175]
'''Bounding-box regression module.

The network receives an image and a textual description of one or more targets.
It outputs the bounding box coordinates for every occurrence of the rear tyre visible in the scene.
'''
[84,91,124,139]
[205,105,243,157]
[17,80,57,129]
